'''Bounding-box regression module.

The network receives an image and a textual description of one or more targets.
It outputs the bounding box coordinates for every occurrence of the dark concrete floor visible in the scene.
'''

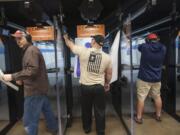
[66,116,126,135]
[6,120,52,135]
[124,112,180,135]
[0,121,8,131]
[5,116,126,135]
[4,112,180,135]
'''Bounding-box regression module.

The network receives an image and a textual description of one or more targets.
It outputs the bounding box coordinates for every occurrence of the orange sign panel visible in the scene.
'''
[26,26,54,41]
[77,24,105,37]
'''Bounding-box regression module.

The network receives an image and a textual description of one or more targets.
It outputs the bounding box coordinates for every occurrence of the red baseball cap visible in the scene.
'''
[147,33,158,40]
[11,30,26,38]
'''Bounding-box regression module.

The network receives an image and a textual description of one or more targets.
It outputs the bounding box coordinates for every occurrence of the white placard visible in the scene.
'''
[110,31,120,83]
[0,69,19,91]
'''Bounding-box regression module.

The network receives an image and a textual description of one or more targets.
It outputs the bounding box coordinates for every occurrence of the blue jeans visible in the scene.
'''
[23,95,58,135]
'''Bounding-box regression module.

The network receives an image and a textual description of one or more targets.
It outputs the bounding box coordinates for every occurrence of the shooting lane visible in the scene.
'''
[65,24,126,135]
[0,25,68,135]
[168,16,180,121]
[0,0,180,135]
[0,28,24,135]
[110,0,180,134]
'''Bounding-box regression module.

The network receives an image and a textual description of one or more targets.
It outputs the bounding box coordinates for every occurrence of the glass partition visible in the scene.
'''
[56,30,67,134]
[33,31,67,134]
[120,16,134,134]
[0,38,10,131]
[175,35,180,116]
[33,41,58,117]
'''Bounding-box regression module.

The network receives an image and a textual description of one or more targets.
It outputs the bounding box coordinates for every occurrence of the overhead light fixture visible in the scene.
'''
[24,0,31,8]
[35,22,44,28]
[0,7,6,26]
[151,0,157,6]
[46,20,53,26]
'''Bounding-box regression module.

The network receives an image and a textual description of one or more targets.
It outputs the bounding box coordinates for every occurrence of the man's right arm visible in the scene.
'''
[63,34,86,56]
[63,34,75,52]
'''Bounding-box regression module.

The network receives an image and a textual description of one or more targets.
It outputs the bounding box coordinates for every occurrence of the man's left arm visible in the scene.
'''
[63,34,86,56]
[63,34,76,52]
[104,60,112,92]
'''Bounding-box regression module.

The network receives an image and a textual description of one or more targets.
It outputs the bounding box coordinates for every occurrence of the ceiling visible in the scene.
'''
[0,0,179,36]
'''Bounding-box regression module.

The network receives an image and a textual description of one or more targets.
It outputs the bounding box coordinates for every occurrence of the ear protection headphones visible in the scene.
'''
[145,37,150,43]
[24,31,32,43]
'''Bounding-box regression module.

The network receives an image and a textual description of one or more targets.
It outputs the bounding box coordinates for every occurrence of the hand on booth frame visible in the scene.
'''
[3,74,13,82]
[3,74,23,86]
[63,34,69,40]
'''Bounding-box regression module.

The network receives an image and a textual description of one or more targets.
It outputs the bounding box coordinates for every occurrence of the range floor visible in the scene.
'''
[5,116,126,135]
[0,121,9,131]
[66,116,126,135]
[124,112,180,135]
[176,111,180,116]
[4,113,180,135]
[6,120,52,135]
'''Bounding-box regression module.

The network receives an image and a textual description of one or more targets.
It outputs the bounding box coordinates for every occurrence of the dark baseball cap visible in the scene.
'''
[91,35,105,46]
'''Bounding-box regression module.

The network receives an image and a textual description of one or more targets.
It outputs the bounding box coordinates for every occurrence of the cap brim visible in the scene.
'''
[11,34,22,38]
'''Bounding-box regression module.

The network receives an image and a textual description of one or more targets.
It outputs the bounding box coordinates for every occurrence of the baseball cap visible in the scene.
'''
[91,35,105,46]
[147,33,158,40]
[11,30,26,38]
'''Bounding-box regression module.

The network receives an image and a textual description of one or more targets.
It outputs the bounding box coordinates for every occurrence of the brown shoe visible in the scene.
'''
[155,116,162,122]
[134,116,143,124]
[153,113,162,122]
